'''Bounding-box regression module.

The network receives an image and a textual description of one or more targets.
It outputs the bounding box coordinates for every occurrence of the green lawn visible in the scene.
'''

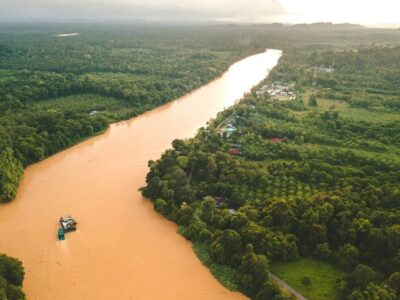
[270,258,346,300]
[302,89,349,111]
[339,107,400,123]
[315,98,349,111]
[302,89,400,123]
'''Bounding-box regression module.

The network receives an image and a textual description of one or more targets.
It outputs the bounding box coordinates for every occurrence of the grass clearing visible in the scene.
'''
[301,88,400,122]
[315,98,349,111]
[339,108,400,122]
[270,258,346,300]
[37,94,128,113]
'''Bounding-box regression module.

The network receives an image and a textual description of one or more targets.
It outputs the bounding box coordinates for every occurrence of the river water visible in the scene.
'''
[0,49,281,299]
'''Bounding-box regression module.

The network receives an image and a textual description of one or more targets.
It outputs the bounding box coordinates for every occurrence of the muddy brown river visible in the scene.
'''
[0,49,281,299]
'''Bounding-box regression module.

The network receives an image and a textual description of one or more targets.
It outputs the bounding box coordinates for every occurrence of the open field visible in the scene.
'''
[270,258,346,300]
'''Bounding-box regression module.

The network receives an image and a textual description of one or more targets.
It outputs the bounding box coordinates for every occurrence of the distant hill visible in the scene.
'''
[291,22,365,30]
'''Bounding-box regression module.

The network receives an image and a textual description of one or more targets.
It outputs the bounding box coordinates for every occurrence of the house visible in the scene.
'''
[313,65,335,73]
[256,82,296,101]
[222,124,237,138]
[215,196,227,208]
[228,148,241,155]
[270,137,284,143]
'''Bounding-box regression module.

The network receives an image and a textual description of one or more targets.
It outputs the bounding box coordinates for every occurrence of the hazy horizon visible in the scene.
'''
[1,0,400,28]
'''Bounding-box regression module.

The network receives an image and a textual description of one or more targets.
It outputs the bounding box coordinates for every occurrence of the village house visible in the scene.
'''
[228,143,241,155]
[228,148,241,155]
[219,123,238,138]
[311,65,335,73]
[270,137,285,143]
[215,196,227,208]
[256,82,297,100]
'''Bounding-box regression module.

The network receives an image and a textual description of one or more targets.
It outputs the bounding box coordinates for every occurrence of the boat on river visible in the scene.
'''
[58,228,65,240]
[59,216,77,232]
[58,216,77,240]
[1,49,281,299]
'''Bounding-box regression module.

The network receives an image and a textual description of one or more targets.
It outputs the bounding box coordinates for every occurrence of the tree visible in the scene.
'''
[387,272,400,294]
[238,244,269,296]
[210,229,242,266]
[153,198,171,217]
[349,264,378,289]
[176,156,189,170]
[337,243,359,271]
[0,255,25,287]
[255,281,282,300]
[301,276,312,286]
[309,94,318,107]
[201,196,217,224]
[141,176,161,199]
[175,202,194,226]
[348,283,396,300]
[5,284,26,300]
[315,243,332,260]
[240,221,265,251]
[0,148,23,203]
[0,254,25,299]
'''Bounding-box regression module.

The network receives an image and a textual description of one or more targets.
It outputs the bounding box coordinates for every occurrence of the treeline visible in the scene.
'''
[2,24,400,297]
[142,89,400,298]
[0,254,25,299]
[2,23,400,202]
[0,25,263,203]
[270,45,400,111]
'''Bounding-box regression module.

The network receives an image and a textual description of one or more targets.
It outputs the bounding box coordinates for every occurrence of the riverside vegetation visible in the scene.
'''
[0,24,262,300]
[0,254,24,299]
[2,23,400,203]
[2,23,400,299]
[0,25,262,204]
[141,46,400,299]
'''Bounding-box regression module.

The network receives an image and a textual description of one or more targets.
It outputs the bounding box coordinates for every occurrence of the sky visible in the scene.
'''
[280,0,400,26]
[1,0,400,27]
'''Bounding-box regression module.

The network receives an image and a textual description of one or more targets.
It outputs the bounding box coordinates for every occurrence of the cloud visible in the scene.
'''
[0,0,286,22]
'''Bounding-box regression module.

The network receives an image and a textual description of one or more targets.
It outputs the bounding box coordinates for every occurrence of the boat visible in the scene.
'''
[58,227,65,240]
[59,216,77,232]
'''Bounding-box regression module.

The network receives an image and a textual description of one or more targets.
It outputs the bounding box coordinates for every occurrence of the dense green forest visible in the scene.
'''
[0,254,25,299]
[2,23,400,298]
[0,24,266,203]
[1,23,400,203]
[142,46,400,299]
[271,46,400,111]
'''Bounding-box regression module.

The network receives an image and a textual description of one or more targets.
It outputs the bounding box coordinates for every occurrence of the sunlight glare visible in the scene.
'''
[280,0,400,25]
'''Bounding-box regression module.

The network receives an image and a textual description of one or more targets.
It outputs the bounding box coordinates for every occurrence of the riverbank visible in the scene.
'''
[0,28,257,204]
[141,46,400,300]
[0,49,281,299]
